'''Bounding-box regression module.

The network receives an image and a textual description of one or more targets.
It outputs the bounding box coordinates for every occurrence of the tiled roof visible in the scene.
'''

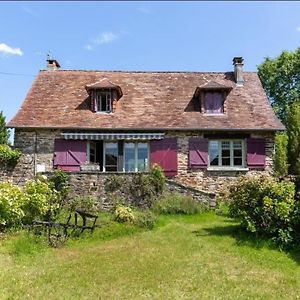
[8,70,284,131]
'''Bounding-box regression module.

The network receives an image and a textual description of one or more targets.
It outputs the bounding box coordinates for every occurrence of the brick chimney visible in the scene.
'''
[46,57,61,71]
[233,57,244,86]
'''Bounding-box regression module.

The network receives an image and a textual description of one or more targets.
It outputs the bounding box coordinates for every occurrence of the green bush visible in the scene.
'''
[153,193,204,215]
[135,210,156,230]
[227,175,297,247]
[66,196,97,213]
[114,205,135,223]
[0,144,21,166]
[22,178,57,224]
[48,170,69,200]
[0,182,25,229]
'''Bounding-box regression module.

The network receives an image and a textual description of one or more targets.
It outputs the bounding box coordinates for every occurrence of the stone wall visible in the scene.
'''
[1,128,275,197]
[166,131,275,193]
[66,173,216,209]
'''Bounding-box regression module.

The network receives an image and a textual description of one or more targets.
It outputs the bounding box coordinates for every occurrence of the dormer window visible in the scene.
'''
[85,78,123,113]
[192,81,232,115]
[203,91,224,114]
[95,91,112,112]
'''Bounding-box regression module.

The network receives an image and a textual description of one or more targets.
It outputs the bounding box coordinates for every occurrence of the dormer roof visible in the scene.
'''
[85,78,123,97]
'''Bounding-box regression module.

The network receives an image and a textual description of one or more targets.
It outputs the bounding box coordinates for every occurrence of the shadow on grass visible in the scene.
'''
[192,220,300,265]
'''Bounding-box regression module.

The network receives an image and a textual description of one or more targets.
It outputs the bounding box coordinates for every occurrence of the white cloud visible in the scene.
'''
[94,32,118,45]
[84,32,118,51]
[297,27,300,32]
[137,7,151,14]
[0,43,23,56]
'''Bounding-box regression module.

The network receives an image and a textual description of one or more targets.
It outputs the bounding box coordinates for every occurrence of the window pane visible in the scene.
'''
[233,149,242,157]
[233,141,242,148]
[209,141,219,166]
[234,157,243,166]
[137,143,148,171]
[124,143,135,172]
[101,94,106,111]
[222,157,230,166]
[204,92,223,114]
[105,143,118,171]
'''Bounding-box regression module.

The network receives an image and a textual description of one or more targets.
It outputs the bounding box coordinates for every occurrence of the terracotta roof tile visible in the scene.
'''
[7,70,284,131]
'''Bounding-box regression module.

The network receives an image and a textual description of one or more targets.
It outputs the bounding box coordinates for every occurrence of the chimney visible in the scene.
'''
[233,57,244,86]
[46,57,61,71]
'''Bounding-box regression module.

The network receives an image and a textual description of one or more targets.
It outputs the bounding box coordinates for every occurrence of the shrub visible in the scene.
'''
[135,210,156,230]
[22,179,57,224]
[0,182,25,229]
[114,205,135,223]
[227,175,297,247]
[0,144,21,166]
[48,170,69,200]
[153,193,204,215]
[66,196,97,213]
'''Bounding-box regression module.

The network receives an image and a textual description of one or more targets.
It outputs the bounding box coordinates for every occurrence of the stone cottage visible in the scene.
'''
[6,57,284,204]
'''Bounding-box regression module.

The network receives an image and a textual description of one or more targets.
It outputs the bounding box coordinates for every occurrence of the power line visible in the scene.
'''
[0,72,35,77]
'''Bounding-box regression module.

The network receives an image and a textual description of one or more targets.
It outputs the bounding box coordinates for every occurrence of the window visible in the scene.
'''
[89,141,97,163]
[208,140,245,167]
[124,142,149,172]
[95,91,112,112]
[203,92,224,114]
[104,142,118,171]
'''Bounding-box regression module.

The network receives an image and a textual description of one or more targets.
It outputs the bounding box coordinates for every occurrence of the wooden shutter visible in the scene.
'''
[189,138,208,169]
[246,138,266,169]
[53,139,87,172]
[91,90,97,112]
[150,138,178,177]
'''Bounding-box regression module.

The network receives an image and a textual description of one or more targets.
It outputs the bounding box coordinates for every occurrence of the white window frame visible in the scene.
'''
[96,91,112,113]
[103,141,118,172]
[208,139,247,170]
[123,142,149,173]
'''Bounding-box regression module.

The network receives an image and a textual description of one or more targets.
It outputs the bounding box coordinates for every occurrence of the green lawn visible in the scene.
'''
[1,212,300,299]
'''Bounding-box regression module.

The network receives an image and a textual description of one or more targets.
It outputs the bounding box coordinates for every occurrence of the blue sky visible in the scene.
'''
[1,1,300,140]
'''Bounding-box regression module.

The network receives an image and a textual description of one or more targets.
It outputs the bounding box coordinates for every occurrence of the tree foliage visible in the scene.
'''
[0,111,9,145]
[274,133,289,177]
[286,102,300,175]
[257,49,300,124]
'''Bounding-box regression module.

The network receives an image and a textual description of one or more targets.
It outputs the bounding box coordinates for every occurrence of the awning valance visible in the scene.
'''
[62,132,164,141]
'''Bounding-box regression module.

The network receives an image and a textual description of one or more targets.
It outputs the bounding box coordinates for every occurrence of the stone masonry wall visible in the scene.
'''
[0,129,275,206]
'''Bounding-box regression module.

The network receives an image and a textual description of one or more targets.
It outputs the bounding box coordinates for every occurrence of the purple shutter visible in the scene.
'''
[189,138,208,169]
[150,138,178,177]
[246,138,266,169]
[53,139,87,172]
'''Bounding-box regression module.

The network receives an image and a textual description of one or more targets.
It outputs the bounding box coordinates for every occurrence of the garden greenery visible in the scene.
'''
[227,176,298,248]
[0,171,70,230]
[0,144,22,166]
[153,192,205,215]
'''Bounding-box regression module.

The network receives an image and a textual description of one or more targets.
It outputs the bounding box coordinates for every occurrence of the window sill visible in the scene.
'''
[207,167,249,172]
[202,113,225,116]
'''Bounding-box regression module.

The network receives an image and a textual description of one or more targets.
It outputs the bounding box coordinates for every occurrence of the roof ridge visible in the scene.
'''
[39,69,257,74]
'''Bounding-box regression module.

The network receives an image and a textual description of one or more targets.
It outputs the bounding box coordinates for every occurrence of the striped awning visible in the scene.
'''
[62,132,165,141]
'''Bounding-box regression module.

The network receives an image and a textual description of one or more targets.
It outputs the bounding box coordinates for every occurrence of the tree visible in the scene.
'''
[257,49,300,124]
[286,102,300,175]
[0,111,9,145]
[274,132,289,177]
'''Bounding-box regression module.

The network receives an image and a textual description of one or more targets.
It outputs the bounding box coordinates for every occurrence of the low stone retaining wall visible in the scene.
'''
[65,172,216,210]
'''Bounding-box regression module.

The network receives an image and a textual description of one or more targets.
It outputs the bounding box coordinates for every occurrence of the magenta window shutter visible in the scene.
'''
[53,139,87,172]
[150,138,178,177]
[246,138,266,169]
[189,138,208,169]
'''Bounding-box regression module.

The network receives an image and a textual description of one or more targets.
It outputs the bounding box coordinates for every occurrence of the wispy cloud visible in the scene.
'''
[0,43,23,56]
[137,6,151,14]
[84,31,118,50]
[296,27,300,32]
[22,6,35,16]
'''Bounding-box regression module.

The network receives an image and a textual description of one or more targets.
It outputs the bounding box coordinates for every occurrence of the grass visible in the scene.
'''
[1,212,300,299]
